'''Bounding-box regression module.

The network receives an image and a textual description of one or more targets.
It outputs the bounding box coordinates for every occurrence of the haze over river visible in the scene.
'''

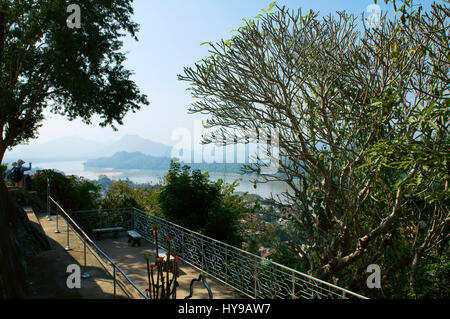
[32,160,293,200]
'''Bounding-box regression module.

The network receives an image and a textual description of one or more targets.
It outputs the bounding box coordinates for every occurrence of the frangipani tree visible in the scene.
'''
[179,2,448,297]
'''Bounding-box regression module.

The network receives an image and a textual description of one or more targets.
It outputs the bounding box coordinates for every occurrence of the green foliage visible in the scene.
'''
[0,163,7,178]
[101,181,141,210]
[144,227,180,299]
[101,180,159,214]
[158,160,221,231]
[203,180,250,246]
[31,170,100,212]
[412,255,450,299]
[158,160,251,246]
[179,1,448,298]
[268,245,309,273]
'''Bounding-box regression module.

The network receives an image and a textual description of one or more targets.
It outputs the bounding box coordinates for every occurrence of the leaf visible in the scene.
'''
[268,2,275,11]
[357,162,374,170]
[427,120,439,131]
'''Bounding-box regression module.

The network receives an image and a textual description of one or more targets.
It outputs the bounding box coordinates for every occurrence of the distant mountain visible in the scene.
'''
[4,136,104,161]
[84,151,245,174]
[104,135,172,158]
[4,135,173,162]
[85,151,171,170]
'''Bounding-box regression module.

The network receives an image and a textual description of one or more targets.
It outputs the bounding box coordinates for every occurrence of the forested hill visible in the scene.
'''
[83,151,245,173]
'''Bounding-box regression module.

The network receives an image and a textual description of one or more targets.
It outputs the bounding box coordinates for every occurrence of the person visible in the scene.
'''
[7,162,19,186]
[4,162,15,180]
[24,175,32,191]
[16,159,32,188]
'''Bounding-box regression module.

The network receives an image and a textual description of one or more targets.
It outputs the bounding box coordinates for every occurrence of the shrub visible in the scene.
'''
[31,170,100,212]
[158,160,251,246]
[100,180,160,214]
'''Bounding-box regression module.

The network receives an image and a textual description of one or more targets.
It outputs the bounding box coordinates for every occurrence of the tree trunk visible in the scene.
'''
[0,139,7,165]
[0,177,27,298]
[0,9,5,69]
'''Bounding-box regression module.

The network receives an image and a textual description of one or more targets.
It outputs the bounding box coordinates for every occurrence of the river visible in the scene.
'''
[32,160,293,200]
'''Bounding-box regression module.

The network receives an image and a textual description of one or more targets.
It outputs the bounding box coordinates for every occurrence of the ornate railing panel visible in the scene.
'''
[71,208,134,233]
[130,208,367,299]
[50,200,148,299]
[71,207,367,299]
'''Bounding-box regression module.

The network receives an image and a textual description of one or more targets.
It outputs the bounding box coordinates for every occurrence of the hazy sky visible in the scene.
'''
[30,0,430,146]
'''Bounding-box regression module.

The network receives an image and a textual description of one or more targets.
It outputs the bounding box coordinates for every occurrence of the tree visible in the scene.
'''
[101,180,159,213]
[370,0,449,297]
[158,160,250,246]
[0,162,6,177]
[158,160,222,232]
[0,0,148,298]
[0,0,149,163]
[178,2,448,296]
[32,169,100,212]
[202,179,252,246]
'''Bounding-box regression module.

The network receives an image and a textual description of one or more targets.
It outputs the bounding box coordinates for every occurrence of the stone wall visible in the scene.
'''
[0,182,51,298]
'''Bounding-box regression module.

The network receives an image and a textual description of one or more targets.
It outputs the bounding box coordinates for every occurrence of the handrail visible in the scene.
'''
[70,206,368,299]
[130,207,368,299]
[49,197,148,299]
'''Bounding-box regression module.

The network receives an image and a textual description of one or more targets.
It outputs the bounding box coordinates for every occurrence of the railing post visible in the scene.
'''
[46,178,52,221]
[54,206,60,233]
[181,232,185,258]
[65,218,72,251]
[98,207,103,228]
[81,238,90,278]
[113,265,116,298]
[201,240,205,269]
[291,270,296,299]
[224,246,228,282]
[254,264,258,299]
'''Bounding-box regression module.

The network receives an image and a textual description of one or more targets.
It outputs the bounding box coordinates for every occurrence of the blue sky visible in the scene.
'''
[31,0,434,147]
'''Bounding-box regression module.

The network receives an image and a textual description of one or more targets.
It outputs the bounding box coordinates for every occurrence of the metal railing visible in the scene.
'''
[70,207,368,299]
[48,197,148,299]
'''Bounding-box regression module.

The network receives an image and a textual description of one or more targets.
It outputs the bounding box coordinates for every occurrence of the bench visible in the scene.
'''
[127,230,143,247]
[92,227,125,240]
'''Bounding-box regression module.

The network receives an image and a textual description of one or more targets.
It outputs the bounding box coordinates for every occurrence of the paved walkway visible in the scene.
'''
[27,208,122,299]
[31,208,245,299]
[95,236,245,299]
